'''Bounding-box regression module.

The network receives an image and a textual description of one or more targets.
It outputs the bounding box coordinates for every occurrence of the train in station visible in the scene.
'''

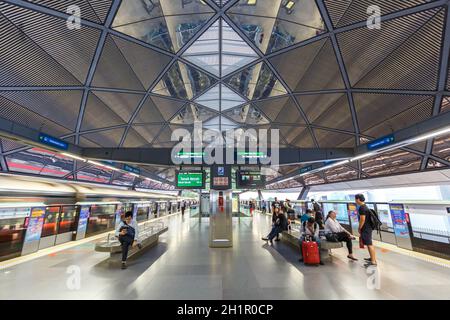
[0,174,191,262]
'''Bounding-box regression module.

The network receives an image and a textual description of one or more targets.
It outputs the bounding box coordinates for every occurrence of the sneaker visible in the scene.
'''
[364,261,378,268]
[347,255,358,261]
[261,237,269,241]
[121,262,127,270]
[364,257,371,262]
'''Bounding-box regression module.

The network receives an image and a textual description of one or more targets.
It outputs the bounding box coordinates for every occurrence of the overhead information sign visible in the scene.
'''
[367,135,395,151]
[123,164,140,175]
[236,170,265,189]
[176,171,205,189]
[38,133,68,150]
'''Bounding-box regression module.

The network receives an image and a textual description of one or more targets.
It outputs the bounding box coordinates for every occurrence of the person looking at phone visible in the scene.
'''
[115,211,140,269]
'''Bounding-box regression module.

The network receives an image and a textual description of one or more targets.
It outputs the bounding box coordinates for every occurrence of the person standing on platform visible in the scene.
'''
[311,199,324,229]
[116,211,140,269]
[181,200,186,216]
[355,194,377,267]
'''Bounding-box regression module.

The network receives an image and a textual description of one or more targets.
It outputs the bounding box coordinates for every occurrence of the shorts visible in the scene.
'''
[361,227,373,246]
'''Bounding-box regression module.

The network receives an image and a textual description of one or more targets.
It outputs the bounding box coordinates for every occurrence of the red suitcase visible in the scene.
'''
[302,240,320,265]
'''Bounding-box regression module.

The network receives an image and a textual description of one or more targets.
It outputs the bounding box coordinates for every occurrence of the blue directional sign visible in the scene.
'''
[300,165,313,174]
[38,133,68,150]
[123,164,140,175]
[367,135,395,151]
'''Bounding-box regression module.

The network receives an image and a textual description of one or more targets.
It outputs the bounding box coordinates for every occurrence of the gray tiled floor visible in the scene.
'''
[1,213,450,300]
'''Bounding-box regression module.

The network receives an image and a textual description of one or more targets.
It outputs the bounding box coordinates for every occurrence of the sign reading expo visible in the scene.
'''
[38,133,69,150]
[367,135,395,151]
[176,171,205,189]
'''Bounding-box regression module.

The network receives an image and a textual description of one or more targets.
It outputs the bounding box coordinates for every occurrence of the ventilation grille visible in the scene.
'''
[28,0,111,23]
[337,8,444,90]
[0,94,71,137]
[1,3,101,84]
[325,0,432,28]
[353,93,434,135]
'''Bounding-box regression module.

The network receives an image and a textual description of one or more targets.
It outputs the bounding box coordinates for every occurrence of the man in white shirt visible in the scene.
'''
[324,210,358,261]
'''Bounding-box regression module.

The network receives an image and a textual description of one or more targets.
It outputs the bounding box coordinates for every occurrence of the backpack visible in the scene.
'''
[368,209,383,235]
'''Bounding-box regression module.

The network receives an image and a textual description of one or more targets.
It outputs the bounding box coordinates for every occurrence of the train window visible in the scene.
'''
[58,206,78,234]
[136,206,149,222]
[41,207,60,238]
[86,204,116,236]
[0,217,28,261]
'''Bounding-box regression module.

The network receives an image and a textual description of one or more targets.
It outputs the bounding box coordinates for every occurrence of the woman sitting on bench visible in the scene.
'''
[324,211,358,261]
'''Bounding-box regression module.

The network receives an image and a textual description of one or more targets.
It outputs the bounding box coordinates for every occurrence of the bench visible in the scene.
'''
[281,229,343,260]
[95,221,168,265]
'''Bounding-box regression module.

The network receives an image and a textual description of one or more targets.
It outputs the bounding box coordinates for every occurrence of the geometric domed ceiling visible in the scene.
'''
[0,0,449,189]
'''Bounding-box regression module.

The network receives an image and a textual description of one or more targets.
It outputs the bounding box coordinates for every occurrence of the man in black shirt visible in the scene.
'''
[311,199,324,229]
[355,194,377,267]
[262,209,288,244]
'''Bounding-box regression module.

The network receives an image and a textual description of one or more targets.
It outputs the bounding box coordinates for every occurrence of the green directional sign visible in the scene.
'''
[176,171,205,189]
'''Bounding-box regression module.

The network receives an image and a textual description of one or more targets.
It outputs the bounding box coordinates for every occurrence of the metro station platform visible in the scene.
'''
[1,212,449,300]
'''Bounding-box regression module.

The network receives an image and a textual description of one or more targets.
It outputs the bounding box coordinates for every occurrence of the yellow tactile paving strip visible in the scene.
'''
[372,240,450,269]
[0,211,181,270]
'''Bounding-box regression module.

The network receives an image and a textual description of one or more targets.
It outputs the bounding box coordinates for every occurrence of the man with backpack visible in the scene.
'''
[355,194,378,267]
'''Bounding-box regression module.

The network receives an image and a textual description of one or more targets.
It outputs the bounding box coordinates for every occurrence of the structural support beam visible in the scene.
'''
[81,147,355,166]
[298,187,310,201]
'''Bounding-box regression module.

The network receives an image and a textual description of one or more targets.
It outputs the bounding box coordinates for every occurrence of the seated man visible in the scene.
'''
[262,209,288,244]
[299,217,324,265]
[324,211,358,261]
[115,211,141,269]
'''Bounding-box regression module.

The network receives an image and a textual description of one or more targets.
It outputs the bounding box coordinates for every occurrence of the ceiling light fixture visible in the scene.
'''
[410,126,450,143]
[60,153,86,162]
[87,160,119,171]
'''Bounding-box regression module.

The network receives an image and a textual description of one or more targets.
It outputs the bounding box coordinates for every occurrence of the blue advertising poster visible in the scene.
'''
[24,207,45,243]
[76,206,90,236]
[389,204,409,238]
[115,205,124,228]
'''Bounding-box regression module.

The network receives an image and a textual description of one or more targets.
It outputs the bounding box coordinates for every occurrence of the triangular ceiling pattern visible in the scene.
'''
[337,8,445,90]
[269,39,345,91]
[224,104,270,125]
[182,19,259,77]
[225,62,288,100]
[170,104,217,125]
[112,0,215,53]
[228,0,326,54]
[152,61,216,99]
[111,35,172,90]
[195,83,246,112]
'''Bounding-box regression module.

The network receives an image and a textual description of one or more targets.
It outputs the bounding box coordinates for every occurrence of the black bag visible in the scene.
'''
[368,209,383,235]
[325,233,340,242]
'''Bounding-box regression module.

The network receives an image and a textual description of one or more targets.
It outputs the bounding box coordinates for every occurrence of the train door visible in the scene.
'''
[0,206,31,262]
[38,206,61,249]
[55,206,78,245]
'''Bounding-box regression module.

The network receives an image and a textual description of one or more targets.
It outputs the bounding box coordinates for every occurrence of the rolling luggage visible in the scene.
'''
[302,238,320,265]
